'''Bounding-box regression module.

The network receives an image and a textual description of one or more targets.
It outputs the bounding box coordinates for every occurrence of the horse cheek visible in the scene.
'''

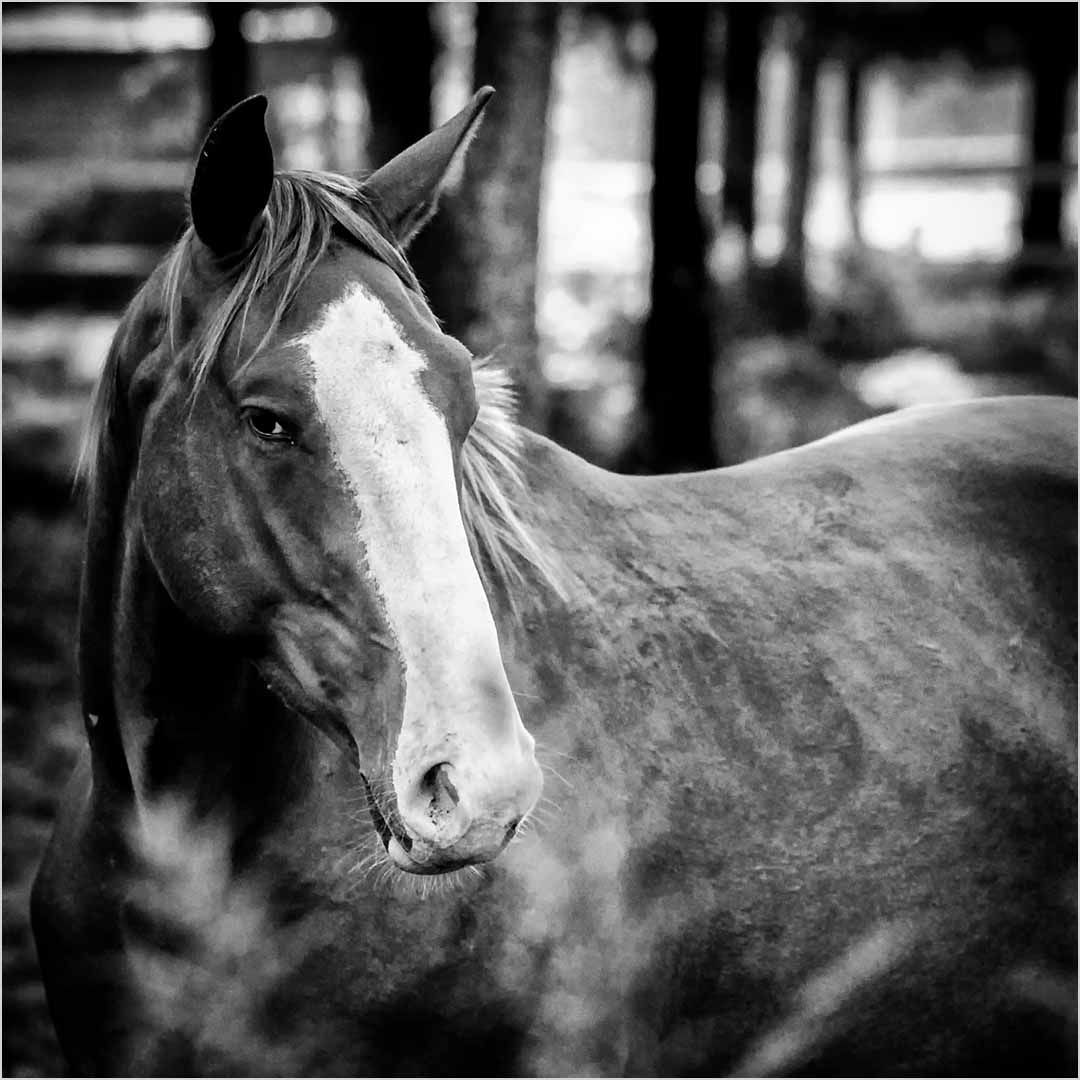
[137,435,265,636]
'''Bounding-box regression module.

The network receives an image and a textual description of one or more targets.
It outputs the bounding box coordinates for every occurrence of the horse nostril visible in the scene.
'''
[505,817,521,839]
[423,763,460,814]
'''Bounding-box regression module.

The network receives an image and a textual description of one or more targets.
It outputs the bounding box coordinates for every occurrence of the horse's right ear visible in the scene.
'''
[363,86,494,247]
[190,94,274,259]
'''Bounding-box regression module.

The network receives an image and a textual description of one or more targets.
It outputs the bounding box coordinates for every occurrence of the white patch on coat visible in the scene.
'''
[302,283,537,841]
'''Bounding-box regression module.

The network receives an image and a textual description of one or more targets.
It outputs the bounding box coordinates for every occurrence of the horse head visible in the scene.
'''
[82,91,542,875]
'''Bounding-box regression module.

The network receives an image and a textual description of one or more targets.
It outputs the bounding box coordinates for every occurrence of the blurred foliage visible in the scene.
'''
[3,498,84,1078]
[813,251,914,361]
[713,334,874,464]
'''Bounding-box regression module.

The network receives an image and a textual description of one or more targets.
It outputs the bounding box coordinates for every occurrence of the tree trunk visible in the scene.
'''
[1019,52,1070,259]
[638,3,715,472]
[335,3,435,168]
[425,3,557,431]
[337,5,469,320]
[844,57,864,250]
[777,14,821,322]
[721,5,765,248]
[206,5,249,131]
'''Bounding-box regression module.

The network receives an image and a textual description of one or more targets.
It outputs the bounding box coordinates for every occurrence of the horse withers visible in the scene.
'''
[32,91,1077,1076]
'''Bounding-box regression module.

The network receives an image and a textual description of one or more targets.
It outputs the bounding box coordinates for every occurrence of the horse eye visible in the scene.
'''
[245,409,296,444]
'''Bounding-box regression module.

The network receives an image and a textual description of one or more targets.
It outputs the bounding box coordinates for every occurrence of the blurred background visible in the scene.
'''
[3,3,1076,1074]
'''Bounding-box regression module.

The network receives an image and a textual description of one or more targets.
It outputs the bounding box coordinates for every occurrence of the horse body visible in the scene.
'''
[495,400,1076,1073]
[32,93,1076,1076]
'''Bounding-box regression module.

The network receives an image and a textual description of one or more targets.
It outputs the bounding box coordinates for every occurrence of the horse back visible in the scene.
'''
[741,396,1078,710]
[671,397,1078,773]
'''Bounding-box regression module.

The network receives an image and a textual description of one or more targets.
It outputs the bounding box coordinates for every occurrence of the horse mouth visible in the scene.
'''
[360,774,484,877]
[360,773,413,856]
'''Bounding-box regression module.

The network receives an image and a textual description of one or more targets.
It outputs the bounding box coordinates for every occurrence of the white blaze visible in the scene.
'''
[302,283,527,810]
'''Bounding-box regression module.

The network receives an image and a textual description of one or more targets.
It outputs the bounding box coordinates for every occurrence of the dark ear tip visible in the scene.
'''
[217,94,268,123]
[200,94,269,149]
[231,93,269,119]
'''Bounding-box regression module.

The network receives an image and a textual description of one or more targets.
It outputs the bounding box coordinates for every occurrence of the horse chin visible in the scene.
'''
[385,836,470,876]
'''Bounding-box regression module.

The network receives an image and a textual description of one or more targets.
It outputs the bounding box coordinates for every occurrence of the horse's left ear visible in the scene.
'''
[190,94,275,259]
[363,86,494,247]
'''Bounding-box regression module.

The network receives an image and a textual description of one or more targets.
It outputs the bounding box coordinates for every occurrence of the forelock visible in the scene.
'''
[161,171,421,399]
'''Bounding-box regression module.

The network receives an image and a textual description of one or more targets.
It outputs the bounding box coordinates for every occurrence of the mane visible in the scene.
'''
[81,169,563,607]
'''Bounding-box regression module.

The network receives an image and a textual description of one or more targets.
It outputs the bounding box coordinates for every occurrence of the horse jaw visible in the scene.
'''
[302,281,543,872]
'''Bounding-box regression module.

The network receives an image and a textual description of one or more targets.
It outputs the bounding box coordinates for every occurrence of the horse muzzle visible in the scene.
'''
[387,754,543,875]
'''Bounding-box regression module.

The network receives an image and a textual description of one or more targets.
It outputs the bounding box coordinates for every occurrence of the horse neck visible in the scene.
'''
[487,429,640,668]
[502,428,643,604]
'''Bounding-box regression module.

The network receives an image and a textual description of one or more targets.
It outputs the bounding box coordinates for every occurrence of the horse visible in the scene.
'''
[32,89,1077,1077]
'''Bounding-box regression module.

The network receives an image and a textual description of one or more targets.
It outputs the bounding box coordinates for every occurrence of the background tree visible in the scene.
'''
[842,54,865,249]
[1017,12,1074,270]
[720,4,767,261]
[205,4,250,131]
[335,3,434,170]
[636,2,715,472]
[776,9,822,327]
[426,3,558,431]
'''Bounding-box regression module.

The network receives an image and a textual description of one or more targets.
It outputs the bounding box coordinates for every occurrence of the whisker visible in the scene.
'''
[349,851,382,876]
[523,818,551,838]
[540,764,574,791]
[534,742,580,763]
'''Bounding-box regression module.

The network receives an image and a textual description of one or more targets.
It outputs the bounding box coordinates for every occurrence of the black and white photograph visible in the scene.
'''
[3,2,1077,1075]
